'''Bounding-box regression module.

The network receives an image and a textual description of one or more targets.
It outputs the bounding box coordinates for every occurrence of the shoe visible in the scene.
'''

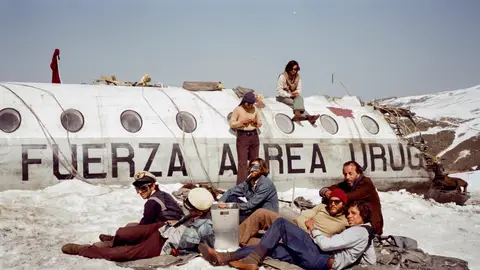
[198,243,231,266]
[229,259,259,270]
[99,234,114,242]
[61,243,90,255]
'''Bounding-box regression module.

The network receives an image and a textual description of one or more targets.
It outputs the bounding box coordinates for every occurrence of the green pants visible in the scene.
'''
[276,96,305,113]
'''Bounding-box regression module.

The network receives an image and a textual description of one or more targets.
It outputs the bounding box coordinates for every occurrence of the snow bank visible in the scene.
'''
[1,179,479,269]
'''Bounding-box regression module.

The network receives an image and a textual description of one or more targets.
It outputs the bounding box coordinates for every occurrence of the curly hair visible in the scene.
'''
[349,201,372,223]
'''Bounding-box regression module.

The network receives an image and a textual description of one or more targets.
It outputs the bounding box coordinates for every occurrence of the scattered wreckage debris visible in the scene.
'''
[182,81,223,91]
[94,74,166,87]
[367,101,472,206]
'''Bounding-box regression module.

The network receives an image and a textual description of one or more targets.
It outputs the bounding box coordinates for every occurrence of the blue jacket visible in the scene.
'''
[220,175,279,213]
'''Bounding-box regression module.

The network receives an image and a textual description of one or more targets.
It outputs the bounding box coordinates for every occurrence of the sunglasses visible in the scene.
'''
[329,199,342,205]
[135,183,151,193]
[249,164,261,172]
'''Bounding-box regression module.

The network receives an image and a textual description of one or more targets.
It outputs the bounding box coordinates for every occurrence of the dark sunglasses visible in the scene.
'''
[249,164,260,172]
[135,183,151,193]
[329,199,342,205]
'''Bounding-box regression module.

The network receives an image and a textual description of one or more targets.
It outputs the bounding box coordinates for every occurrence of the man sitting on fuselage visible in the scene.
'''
[238,188,349,247]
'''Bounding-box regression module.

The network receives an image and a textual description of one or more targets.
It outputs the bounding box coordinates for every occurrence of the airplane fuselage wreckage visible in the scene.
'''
[0,81,437,193]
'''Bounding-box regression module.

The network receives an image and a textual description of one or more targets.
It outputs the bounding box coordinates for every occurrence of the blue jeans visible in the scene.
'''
[235,218,332,270]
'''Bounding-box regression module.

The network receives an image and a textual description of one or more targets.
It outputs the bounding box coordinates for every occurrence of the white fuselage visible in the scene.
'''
[0,82,430,191]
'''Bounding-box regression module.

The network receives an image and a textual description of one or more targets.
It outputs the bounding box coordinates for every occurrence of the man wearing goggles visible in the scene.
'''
[218,158,279,223]
[98,171,184,243]
[61,187,215,262]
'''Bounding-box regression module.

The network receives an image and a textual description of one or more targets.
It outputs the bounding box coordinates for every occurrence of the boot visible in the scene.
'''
[61,243,91,255]
[99,234,114,242]
[198,243,233,266]
[229,244,267,270]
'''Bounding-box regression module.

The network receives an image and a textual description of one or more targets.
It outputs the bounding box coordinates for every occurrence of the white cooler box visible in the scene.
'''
[211,203,239,250]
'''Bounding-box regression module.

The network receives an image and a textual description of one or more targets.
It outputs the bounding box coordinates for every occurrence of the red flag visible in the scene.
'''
[327,106,354,118]
[50,48,61,84]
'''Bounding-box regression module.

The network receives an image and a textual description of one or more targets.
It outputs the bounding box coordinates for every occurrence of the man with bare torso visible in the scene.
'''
[230,91,262,184]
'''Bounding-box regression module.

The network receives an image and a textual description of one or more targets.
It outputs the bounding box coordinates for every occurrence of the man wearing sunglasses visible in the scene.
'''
[98,171,184,243]
[238,188,349,247]
[319,161,384,235]
[218,158,279,223]
[61,187,216,262]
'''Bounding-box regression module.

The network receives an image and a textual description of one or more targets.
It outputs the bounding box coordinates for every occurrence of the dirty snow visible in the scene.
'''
[382,84,480,156]
[1,172,480,269]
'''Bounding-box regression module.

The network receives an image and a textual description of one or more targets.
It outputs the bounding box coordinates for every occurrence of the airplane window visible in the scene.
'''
[120,109,143,133]
[320,114,338,135]
[275,113,295,134]
[361,115,379,135]
[0,108,21,133]
[60,109,84,133]
[176,111,197,133]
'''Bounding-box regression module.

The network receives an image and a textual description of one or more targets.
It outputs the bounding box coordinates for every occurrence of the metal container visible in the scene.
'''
[211,203,239,250]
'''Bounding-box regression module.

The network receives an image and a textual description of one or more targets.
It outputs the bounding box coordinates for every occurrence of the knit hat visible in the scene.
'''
[184,187,214,212]
[239,91,257,105]
[330,188,348,204]
[132,171,157,187]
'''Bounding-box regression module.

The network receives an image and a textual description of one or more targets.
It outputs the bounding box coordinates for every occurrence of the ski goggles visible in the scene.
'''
[249,164,261,172]
[135,183,152,193]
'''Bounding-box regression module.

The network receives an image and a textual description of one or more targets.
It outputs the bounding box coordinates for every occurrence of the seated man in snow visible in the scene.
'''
[319,161,384,235]
[276,60,319,124]
[199,201,376,270]
[61,187,215,262]
[238,189,349,247]
[218,158,279,223]
[100,171,184,242]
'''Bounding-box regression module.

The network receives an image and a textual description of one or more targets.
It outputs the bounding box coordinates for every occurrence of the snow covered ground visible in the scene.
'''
[382,84,480,157]
[1,171,479,270]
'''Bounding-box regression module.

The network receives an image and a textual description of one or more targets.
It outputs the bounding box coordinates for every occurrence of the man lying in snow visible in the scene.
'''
[218,158,279,223]
[199,201,376,270]
[61,187,215,262]
[238,188,349,247]
[320,160,384,235]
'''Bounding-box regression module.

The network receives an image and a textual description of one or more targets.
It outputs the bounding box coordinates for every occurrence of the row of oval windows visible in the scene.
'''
[0,107,380,135]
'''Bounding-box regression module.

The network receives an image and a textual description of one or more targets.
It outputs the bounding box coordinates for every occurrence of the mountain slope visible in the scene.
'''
[379,84,480,172]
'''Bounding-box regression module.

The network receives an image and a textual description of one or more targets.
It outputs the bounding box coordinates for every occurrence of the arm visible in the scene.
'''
[312,226,367,251]
[254,111,262,128]
[229,107,245,129]
[296,204,322,231]
[319,182,343,198]
[346,181,373,202]
[139,200,161,225]
[276,74,291,98]
[219,181,247,202]
[237,181,274,211]
[198,221,216,248]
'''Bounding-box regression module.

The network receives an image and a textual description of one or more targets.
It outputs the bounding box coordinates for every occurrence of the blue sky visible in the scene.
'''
[0,0,479,100]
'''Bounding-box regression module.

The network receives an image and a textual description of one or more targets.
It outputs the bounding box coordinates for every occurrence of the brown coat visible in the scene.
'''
[327,176,384,235]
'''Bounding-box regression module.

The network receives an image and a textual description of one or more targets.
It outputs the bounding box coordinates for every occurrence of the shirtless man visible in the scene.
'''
[230,91,262,184]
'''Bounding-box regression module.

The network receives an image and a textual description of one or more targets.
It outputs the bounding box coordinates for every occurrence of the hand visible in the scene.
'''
[241,118,252,125]
[325,190,332,199]
[305,218,314,230]
[218,201,227,208]
[166,220,178,226]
